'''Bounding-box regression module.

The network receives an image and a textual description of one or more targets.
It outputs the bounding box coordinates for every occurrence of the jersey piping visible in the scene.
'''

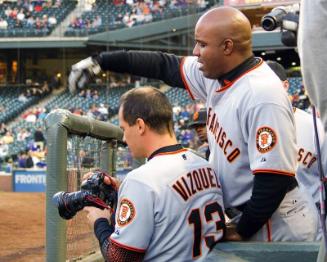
[148,144,186,160]
[154,148,188,158]
[216,58,264,93]
[266,219,272,242]
[253,169,295,177]
[109,238,146,253]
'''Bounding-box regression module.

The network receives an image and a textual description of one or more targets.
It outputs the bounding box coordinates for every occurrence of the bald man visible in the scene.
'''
[69,6,318,242]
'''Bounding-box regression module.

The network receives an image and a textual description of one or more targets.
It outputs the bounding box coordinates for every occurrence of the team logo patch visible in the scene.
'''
[256,126,277,153]
[117,198,135,227]
[193,111,199,121]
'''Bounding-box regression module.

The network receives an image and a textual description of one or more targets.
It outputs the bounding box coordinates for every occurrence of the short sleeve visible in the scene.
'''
[180,56,207,101]
[110,178,154,251]
[245,103,297,175]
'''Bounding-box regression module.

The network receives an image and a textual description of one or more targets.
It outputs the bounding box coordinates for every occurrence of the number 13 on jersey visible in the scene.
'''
[188,201,225,258]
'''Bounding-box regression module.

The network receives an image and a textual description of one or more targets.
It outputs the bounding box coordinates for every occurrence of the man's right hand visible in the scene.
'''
[68,56,102,94]
[82,171,121,191]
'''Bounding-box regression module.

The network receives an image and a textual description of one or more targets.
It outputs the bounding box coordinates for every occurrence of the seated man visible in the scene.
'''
[84,87,225,261]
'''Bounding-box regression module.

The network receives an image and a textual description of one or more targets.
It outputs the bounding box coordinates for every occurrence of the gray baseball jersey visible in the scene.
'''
[294,108,325,203]
[180,57,318,241]
[110,147,225,261]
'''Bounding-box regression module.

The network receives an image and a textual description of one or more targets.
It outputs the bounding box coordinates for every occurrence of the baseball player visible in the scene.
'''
[70,6,318,241]
[84,87,225,261]
[188,108,210,160]
[266,61,325,206]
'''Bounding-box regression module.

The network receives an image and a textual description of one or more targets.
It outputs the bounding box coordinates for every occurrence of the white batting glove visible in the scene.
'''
[68,56,101,94]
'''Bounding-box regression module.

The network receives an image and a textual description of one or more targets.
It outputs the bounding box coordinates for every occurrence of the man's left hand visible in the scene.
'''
[84,206,112,227]
[224,224,243,241]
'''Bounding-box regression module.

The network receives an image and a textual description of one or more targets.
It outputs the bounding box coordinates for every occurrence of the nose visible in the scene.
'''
[193,43,200,57]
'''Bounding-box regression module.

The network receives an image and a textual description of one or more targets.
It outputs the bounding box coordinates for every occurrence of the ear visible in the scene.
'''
[223,39,233,55]
[283,80,290,91]
[136,118,146,135]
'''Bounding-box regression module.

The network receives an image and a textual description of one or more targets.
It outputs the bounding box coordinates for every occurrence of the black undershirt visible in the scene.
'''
[99,50,185,88]
[148,143,184,160]
[94,218,115,246]
[236,174,298,238]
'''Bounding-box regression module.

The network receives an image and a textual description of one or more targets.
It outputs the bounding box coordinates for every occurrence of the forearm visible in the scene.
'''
[94,218,144,262]
[236,174,298,239]
[94,218,115,257]
[98,50,186,88]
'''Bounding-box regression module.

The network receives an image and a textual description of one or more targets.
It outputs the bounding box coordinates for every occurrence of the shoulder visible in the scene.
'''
[181,56,216,85]
[294,108,323,127]
[294,108,325,137]
[240,62,290,108]
[294,108,311,120]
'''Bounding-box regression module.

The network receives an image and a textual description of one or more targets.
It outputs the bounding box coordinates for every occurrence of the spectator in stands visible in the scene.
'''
[98,103,109,121]
[92,90,99,100]
[37,107,48,120]
[34,17,43,29]
[92,15,102,28]
[25,150,34,168]
[24,109,37,123]
[18,151,27,168]
[15,19,23,28]
[48,15,57,27]
[79,149,95,168]
[0,123,8,136]
[26,15,35,28]
[86,104,100,119]
[17,8,25,22]
[0,18,8,30]
[18,92,28,102]
[54,0,62,8]
[79,89,86,98]
[2,131,14,144]
[34,127,45,150]
[0,140,9,164]
[17,128,31,142]
[4,6,12,18]
[85,88,92,99]
[42,14,49,28]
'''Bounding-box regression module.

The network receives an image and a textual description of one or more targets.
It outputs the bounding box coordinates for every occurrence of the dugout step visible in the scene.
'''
[208,241,320,262]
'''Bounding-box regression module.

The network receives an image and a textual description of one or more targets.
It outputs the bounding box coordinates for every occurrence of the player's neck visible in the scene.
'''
[144,132,178,158]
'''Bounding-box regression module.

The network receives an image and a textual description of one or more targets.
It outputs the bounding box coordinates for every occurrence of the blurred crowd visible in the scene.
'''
[0,0,61,30]
[0,73,309,172]
[69,0,209,30]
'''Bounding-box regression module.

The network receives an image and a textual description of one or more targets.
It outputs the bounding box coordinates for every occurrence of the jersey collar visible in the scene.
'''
[217,56,262,92]
[148,144,185,160]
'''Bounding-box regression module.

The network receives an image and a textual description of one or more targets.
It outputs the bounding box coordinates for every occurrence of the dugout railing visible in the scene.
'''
[45,109,123,262]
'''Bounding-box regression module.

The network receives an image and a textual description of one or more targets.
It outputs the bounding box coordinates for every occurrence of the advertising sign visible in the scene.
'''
[13,170,46,192]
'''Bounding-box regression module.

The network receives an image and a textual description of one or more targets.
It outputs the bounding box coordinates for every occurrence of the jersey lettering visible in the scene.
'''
[188,201,225,258]
[172,168,220,201]
[207,107,241,162]
[297,148,317,169]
